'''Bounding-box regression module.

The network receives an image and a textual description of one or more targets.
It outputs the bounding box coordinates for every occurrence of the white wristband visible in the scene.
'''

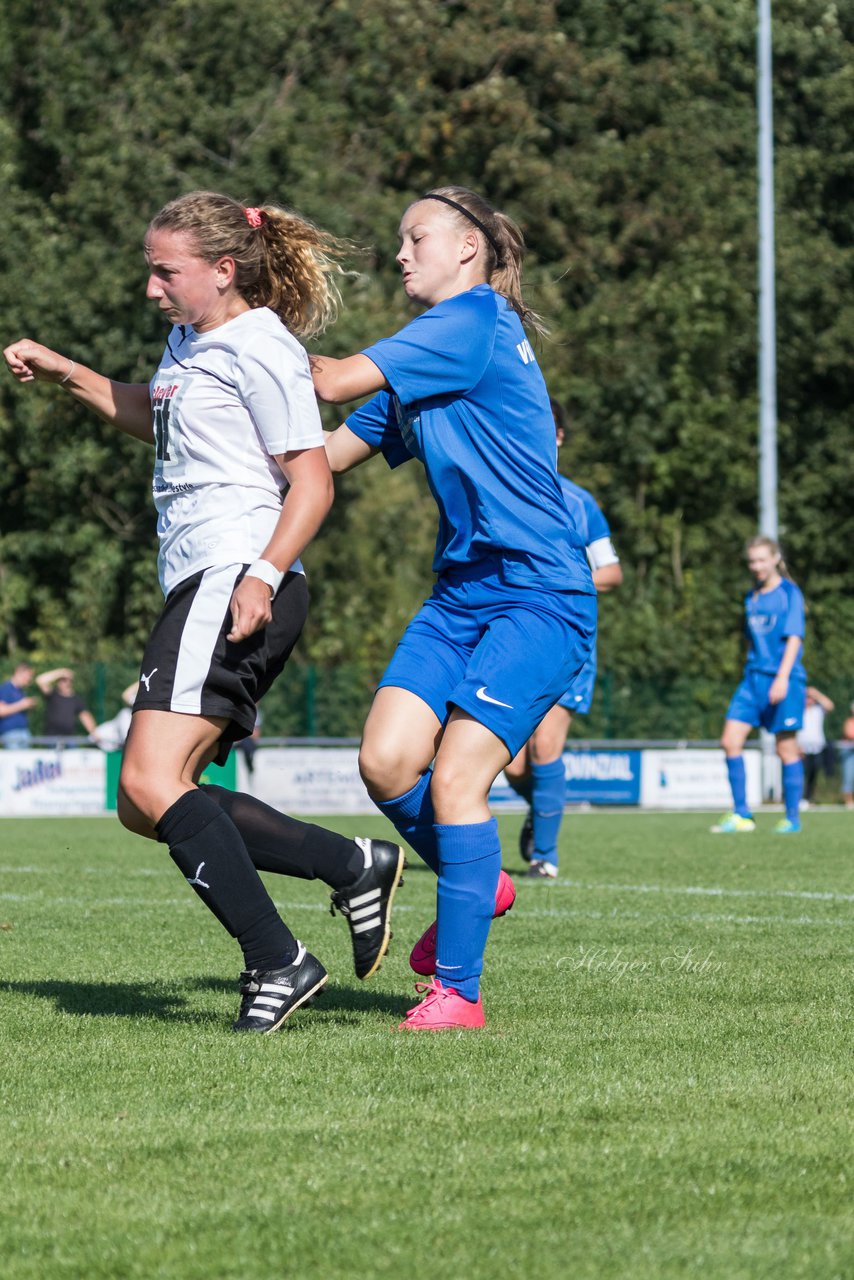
[245,559,284,595]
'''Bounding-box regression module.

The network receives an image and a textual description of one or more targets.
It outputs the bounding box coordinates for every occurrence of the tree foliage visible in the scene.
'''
[1,0,852,731]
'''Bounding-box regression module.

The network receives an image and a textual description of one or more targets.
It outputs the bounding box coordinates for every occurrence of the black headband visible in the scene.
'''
[421,193,501,258]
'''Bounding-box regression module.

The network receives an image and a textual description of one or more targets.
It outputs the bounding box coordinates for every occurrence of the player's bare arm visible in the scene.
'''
[324,424,379,474]
[592,562,623,592]
[309,352,387,404]
[769,634,803,704]
[227,445,334,643]
[3,339,153,443]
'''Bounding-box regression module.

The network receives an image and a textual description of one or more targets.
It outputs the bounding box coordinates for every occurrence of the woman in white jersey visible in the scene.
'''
[4,192,404,1033]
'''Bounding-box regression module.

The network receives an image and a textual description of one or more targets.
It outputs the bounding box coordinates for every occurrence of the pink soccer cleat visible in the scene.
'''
[409,868,516,976]
[397,979,485,1031]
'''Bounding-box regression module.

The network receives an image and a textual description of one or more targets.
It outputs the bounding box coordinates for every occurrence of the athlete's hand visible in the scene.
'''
[3,339,73,384]
[227,576,273,643]
[768,675,789,704]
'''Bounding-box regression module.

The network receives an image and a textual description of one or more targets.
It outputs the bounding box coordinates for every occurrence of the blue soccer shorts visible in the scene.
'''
[378,564,597,758]
[557,648,597,715]
[725,669,807,735]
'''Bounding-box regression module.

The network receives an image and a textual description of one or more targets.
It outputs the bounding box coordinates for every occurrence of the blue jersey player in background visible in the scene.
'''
[712,535,807,835]
[313,186,597,1031]
[504,398,622,878]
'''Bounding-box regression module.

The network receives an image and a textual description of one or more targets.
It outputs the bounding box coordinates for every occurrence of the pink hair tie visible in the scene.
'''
[244,207,264,228]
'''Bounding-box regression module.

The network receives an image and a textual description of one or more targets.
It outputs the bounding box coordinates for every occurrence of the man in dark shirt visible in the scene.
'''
[37,668,96,742]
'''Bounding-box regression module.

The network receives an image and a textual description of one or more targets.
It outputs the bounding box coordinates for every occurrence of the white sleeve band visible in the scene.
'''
[586,537,620,571]
[245,559,285,595]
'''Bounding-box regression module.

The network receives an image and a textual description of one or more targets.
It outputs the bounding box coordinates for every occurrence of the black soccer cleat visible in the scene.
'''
[519,809,534,863]
[329,838,405,980]
[525,859,558,880]
[231,942,328,1033]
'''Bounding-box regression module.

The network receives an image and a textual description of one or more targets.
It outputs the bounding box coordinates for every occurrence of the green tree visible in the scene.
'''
[1,0,851,735]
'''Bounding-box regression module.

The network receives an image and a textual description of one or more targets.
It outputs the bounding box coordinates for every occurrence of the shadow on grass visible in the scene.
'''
[4,980,219,1023]
[192,975,409,1019]
[3,976,411,1025]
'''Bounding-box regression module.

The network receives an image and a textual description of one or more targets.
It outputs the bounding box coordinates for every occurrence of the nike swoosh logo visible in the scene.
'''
[475,686,514,709]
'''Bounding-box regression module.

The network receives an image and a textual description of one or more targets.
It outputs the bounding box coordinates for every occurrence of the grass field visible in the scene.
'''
[1,810,852,1280]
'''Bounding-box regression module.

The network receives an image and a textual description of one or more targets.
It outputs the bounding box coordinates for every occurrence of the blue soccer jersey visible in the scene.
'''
[346,285,594,595]
[743,578,805,676]
[559,476,611,547]
[556,476,619,714]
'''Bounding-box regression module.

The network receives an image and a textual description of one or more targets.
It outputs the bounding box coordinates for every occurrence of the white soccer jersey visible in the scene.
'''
[149,306,324,595]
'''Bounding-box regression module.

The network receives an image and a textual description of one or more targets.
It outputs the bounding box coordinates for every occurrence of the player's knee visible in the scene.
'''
[116,782,154,838]
[776,735,799,764]
[116,789,135,833]
[117,761,146,818]
[358,739,411,802]
[530,732,562,765]
[430,757,480,814]
[428,764,455,814]
[117,759,165,830]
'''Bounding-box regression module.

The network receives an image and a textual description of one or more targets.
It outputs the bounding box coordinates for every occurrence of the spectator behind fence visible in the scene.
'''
[36,668,97,742]
[236,708,262,780]
[91,682,139,753]
[796,686,835,808]
[841,701,854,811]
[0,662,39,748]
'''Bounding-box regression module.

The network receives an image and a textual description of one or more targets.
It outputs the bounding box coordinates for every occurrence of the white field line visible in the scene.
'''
[558,878,854,904]
[3,865,854,906]
[0,891,851,930]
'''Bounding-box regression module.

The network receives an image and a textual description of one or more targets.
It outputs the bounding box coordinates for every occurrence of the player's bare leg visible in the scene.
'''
[117,709,224,836]
[359,686,443,803]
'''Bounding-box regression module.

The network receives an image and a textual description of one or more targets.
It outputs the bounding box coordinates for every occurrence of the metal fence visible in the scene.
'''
[14,661,854,747]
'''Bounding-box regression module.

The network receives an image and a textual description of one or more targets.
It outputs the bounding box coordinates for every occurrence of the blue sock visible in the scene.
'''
[726,756,750,817]
[376,771,439,874]
[434,820,501,1002]
[782,760,804,824]
[531,759,566,866]
[505,771,533,804]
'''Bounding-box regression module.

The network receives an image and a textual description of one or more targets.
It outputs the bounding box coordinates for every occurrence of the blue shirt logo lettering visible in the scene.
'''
[392,396,421,457]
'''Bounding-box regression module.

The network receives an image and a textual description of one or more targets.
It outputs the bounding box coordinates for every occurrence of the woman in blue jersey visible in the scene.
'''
[505,398,622,878]
[712,536,807,835]
[312,186,597,1030]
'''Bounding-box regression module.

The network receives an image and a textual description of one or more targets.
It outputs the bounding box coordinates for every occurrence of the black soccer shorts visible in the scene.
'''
[134,563,308,763]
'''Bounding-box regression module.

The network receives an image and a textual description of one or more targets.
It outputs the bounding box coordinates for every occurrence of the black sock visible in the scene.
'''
[156,789,298,972]
[201,785,364,890]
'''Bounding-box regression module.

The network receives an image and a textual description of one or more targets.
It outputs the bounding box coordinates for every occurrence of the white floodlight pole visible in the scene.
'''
[757,0,782,803]
[757,0,778,540]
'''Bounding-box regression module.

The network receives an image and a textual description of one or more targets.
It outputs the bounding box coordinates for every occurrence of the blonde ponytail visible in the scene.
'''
[149,191,353,338]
